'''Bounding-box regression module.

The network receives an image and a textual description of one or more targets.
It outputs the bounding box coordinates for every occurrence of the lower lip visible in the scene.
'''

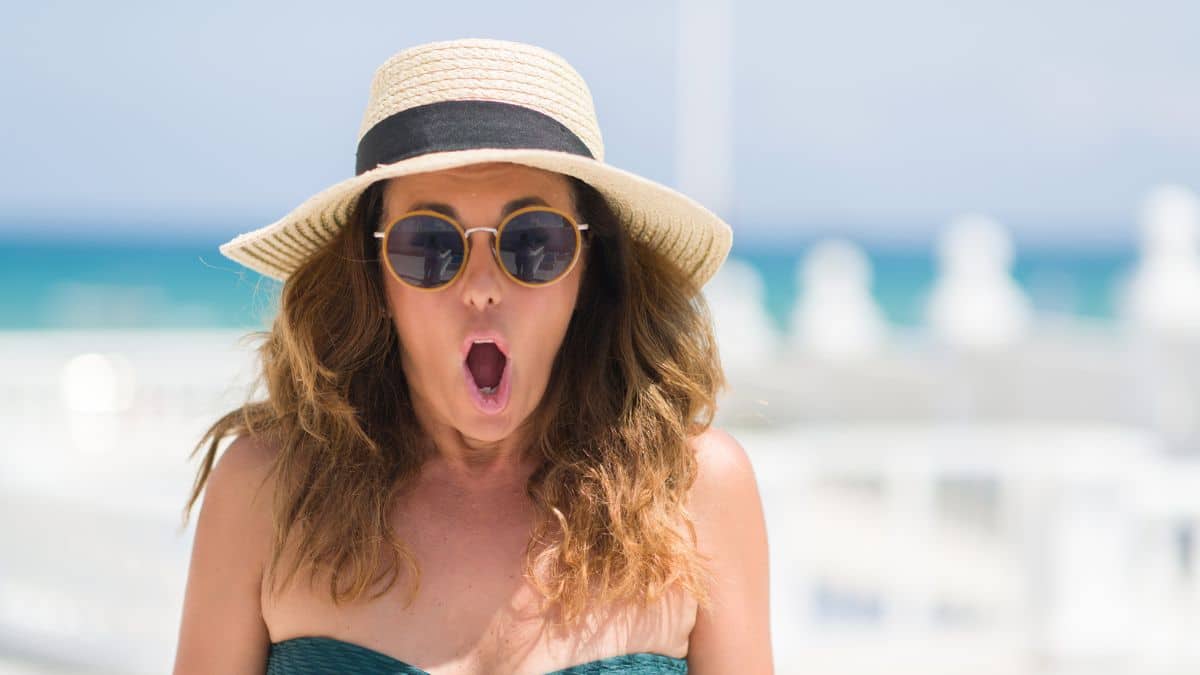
[462,357,511,415]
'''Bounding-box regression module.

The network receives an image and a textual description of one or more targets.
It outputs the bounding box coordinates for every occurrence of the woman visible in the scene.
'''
[174,38,772,674]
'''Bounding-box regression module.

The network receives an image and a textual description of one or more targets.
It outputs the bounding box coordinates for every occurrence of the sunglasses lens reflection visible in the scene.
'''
[497,211,578,284]
[385,215,464,288]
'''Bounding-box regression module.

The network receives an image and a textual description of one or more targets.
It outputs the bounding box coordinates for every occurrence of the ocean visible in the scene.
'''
[0,236,1191,675]
[0,238,1137,332]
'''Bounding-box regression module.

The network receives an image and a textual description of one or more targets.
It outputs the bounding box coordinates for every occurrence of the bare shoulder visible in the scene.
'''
[689,427,756,492]
[173,434,279,675]
[208,434,279,502]
[686,426,765,540]
[685,427,775,673]
[193,434,279,541]
[687,427,765,528]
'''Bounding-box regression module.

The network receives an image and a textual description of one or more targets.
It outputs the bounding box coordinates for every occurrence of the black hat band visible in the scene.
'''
[355,100,594,176]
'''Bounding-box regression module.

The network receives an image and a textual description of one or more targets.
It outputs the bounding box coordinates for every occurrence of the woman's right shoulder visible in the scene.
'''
[208,434,280,497]
[198,434,281,548]
[199,433,281,570]
[194,433,282,574]
[174,434,282,673]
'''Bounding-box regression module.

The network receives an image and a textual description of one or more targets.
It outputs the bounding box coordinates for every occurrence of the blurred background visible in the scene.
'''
[2,1,1200,673]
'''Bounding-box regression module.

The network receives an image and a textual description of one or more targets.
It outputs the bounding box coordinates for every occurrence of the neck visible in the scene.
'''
[409,395,541,499]
[427,433,538,490]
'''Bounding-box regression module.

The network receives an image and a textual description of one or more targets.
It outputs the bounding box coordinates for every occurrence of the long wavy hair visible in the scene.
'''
[183,168,726,627]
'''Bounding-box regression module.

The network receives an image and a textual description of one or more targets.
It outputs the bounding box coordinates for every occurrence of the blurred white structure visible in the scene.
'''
[0,331,261,675]
[59,352,136,415]
[926,214,1033,349]
[704,257,778,375]
[790,239,887,360]
[744,423,1200,675]
[5,323,1200,674]
[1120,184,1200,339]
[57,352,139,457]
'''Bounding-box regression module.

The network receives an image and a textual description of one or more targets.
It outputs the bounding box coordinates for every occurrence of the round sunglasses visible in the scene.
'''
[374,205,589,290]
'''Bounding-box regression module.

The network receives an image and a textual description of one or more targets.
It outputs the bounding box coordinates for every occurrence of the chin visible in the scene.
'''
[458,411,523,444]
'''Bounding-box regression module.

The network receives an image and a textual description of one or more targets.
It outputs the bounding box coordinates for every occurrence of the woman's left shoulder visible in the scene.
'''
[685,426,764,527]
[684,427,775,668]
[687,427,758,494]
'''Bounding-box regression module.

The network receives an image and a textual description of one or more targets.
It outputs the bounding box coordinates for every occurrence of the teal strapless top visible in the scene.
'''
[266,636,688,674]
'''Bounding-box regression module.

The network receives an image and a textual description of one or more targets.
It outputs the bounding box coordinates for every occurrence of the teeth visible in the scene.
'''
[479,385,497,395]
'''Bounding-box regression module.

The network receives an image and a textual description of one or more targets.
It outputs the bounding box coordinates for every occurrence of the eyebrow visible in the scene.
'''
[405,196,551,221]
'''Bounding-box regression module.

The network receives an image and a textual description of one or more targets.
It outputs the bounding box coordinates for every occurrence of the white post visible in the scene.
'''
[926,214,1032,350]
[675,0,733,219]
[791,239,888,361]
[884,448,936,643]
[1043,452,1137,674]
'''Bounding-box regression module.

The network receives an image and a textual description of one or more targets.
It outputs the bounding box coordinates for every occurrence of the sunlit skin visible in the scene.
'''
[175,161,774,675]
[379,162,584,500]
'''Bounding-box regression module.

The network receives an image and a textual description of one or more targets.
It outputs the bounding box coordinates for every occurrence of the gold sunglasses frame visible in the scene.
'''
[373,205,590,291]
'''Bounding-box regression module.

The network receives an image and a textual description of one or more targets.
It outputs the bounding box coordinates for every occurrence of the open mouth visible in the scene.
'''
[466,341,506,394]
[463,338,511,413]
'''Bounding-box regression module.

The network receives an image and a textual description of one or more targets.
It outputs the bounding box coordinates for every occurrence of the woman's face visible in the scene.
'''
[379,162,585,447]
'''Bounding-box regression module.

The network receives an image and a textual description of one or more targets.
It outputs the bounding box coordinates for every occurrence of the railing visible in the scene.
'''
[2,329,1200,674]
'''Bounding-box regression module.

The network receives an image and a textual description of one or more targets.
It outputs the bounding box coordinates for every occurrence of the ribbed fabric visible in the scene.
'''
[546,652,688,674]
[267,636,427,674]
[265,636,688,674]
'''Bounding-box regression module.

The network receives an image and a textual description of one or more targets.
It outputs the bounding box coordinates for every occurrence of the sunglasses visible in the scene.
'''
[374,205,590,290]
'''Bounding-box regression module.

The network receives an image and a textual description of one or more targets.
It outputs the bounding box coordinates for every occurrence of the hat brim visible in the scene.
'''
[218,149,732,288]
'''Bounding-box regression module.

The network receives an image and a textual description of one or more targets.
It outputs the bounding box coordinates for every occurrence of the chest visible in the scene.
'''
[260,500,695,673]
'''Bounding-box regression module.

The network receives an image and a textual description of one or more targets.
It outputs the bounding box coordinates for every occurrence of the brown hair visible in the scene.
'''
[183,169,726,627]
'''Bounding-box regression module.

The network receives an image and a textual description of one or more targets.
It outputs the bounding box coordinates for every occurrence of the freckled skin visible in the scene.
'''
[181,165,745,675]
[379,162,584,488]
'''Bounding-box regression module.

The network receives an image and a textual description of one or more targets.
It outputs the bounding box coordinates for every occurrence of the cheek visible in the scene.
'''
[519,275,583,364]
[384,282,445,363]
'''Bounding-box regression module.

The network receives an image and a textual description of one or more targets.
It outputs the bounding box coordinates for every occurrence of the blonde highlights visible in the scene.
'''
[184,172,725,626]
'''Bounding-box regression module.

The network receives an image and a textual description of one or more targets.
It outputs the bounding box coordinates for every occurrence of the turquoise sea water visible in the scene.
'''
[0,239,1136,332]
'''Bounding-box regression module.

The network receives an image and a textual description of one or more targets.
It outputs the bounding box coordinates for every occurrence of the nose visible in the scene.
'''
[458,230,503,309]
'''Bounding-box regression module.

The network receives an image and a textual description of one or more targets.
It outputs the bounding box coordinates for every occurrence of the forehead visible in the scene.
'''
[381,162,573,216]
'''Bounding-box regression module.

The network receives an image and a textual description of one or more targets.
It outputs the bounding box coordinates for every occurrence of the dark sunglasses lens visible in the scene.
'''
[497,211,578,284]
[384,215,464,288]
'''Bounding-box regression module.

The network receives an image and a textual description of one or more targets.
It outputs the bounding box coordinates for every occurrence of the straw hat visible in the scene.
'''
[218,38,733,288]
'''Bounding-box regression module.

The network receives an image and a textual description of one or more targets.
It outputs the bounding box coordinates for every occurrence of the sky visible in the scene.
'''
[1,0,1198,247]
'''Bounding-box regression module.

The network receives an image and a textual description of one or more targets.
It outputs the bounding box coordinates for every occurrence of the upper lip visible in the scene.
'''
[460,329,510,361]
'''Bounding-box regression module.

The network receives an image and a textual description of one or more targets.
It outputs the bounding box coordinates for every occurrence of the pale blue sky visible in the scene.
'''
[2,0,1197,246]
